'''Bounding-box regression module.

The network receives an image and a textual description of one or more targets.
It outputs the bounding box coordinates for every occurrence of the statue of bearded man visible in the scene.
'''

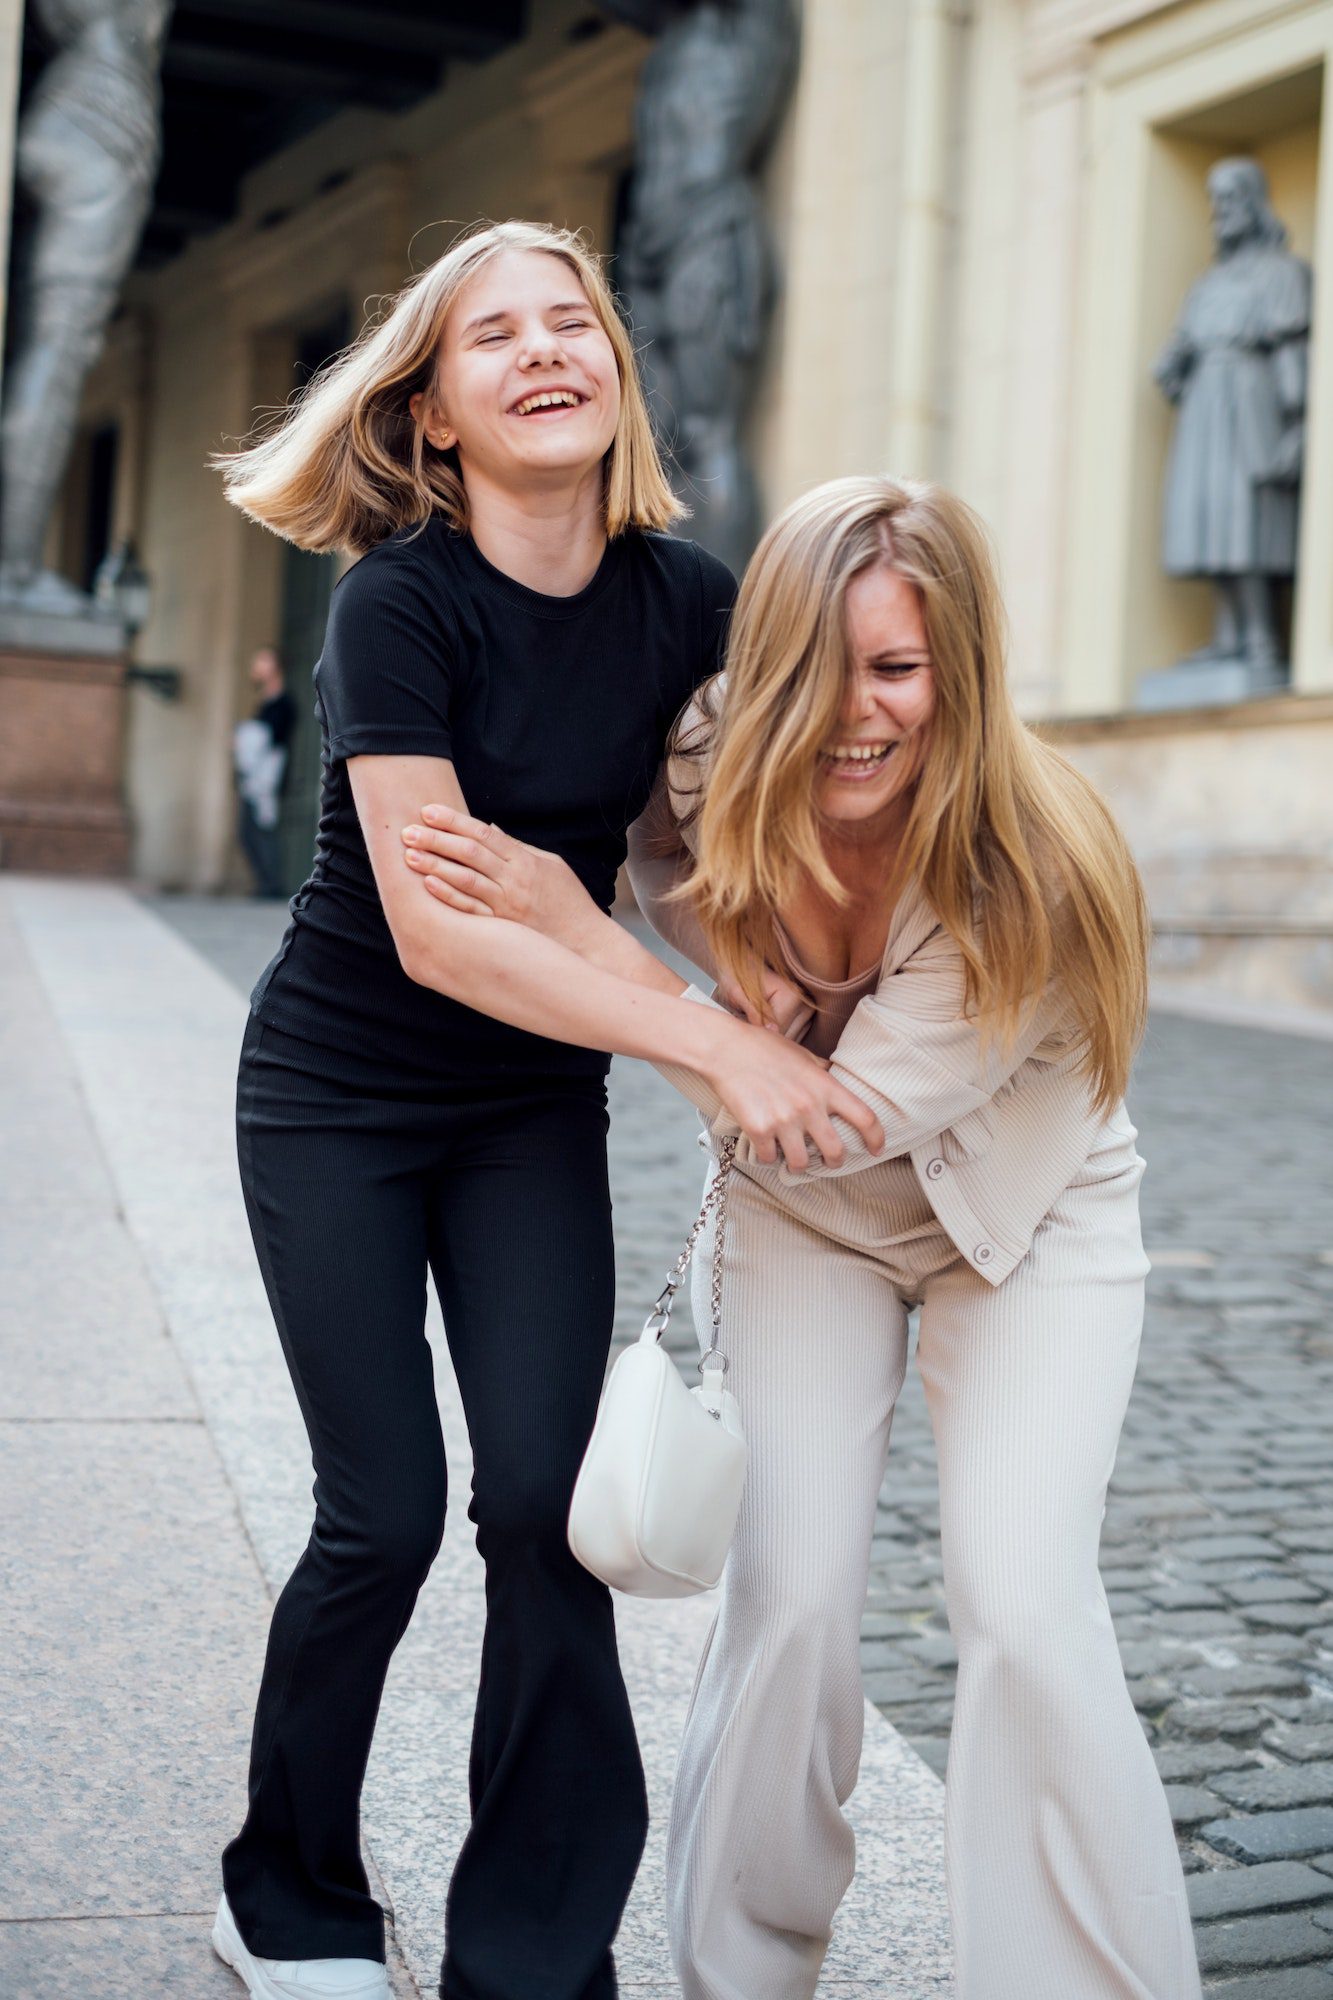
[1152,156,1311,688]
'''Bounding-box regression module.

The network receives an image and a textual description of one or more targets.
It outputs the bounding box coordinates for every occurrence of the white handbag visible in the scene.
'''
[568,1137,747,1598]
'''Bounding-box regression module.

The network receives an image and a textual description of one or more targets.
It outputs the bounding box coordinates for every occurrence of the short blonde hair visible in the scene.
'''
[211,220,685,555]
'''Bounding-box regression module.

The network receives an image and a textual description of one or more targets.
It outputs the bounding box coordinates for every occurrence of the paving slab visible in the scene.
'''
[1211,1766,1333,1813]
[1197,1970,1333,1999]
[1187,1862,1333,1921]
[0,1915,243,2000]
[0,1915,419,2000]
[1203,1813,1333,1864]
[0,886,414,1998]
[1195,1909,1333,1972]
[0,1422,269,1920]
[0,1209,195,1422]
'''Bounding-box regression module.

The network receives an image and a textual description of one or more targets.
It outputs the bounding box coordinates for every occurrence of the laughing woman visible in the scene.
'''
[206,225,881,2000]
[399,476,1205,2000]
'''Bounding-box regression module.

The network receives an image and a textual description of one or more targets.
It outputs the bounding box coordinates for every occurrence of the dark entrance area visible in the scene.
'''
[139,2,528,271]
[275,311,350,895]
[12,4,530,282]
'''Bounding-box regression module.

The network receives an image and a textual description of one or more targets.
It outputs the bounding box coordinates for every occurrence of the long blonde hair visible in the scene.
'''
[211,220,684,555]
[676,476,1149,1111]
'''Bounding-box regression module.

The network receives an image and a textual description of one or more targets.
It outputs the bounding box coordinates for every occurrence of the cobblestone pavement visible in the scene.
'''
[156,895,1333,1998]
[860,1015,1333,1999]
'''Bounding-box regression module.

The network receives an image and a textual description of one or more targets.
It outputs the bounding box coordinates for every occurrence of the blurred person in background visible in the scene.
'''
[232,644,295,900]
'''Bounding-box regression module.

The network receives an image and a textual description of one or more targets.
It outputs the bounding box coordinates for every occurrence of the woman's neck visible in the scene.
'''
[463,464,608,597]
[819,794,912,901]
[780,799,913,983]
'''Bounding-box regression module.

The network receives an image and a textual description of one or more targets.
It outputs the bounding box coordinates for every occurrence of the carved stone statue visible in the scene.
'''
[0,0,173,616]
[1146,157,1311,704]
[598,0,799,576]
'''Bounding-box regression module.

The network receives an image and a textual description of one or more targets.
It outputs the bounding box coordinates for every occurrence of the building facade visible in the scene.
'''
[5,0,1330,1023]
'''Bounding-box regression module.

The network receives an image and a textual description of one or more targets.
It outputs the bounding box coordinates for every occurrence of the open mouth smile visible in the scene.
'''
[819,741,897,780]
[510,389,588,418]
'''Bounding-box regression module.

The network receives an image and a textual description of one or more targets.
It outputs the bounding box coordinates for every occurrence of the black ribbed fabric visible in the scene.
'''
[251,519,736,1084]
[223,1016,645,2000]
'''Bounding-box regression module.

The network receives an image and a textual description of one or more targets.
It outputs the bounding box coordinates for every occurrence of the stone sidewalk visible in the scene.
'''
[0,880,948,2000]
[0,887,417,2000]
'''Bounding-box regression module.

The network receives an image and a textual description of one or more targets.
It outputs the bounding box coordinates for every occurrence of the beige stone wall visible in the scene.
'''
[747,0,977,512]
[816,0,1333,721]
[747,0,910,508]
[1045,695,1333,1018]
[1064,0,1333,716]
[742,0,1333,1023]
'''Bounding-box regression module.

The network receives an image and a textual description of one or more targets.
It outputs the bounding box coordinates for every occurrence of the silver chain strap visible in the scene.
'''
[642,1136,739,1379]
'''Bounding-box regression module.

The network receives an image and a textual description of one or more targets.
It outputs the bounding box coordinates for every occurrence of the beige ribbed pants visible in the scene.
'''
[666,1128,1203,2000]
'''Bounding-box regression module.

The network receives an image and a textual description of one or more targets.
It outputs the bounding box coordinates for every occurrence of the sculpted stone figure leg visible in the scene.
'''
[1239,573,1282,682]
[0,162,146,607]
[1179,575,1281,679]
[1177,579,1242,669]
[599,0,798,573]
[0,0,170,612]
[658,219,765,574]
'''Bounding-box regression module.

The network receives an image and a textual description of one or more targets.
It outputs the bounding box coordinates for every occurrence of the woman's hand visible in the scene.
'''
[402,805,598,952]
[714,967,814,1041]
[701,1012,885,1174]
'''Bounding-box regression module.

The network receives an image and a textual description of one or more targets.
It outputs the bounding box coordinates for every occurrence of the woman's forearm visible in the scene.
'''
[562,901,692,990]
[402,897,730,1073]
[401,887,889,1168]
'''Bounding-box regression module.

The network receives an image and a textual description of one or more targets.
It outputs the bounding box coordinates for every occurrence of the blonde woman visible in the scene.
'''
[398,477,1205,2000]
[207,226,881,2000]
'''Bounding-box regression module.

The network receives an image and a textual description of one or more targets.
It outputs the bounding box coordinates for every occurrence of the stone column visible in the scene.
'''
[998,48,1090,718]
[887,0,963,480]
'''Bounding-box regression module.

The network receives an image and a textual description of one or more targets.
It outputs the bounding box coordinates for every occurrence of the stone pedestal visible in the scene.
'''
[1040,692,1333,1026]
[1136,655,1288,712]
[0,627,131,875]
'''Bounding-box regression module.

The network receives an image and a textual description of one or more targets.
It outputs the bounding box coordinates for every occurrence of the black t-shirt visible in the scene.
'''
[251,518,736,1085]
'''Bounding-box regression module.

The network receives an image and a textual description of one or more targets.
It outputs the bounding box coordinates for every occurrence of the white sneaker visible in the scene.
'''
[212,1893,392,1999]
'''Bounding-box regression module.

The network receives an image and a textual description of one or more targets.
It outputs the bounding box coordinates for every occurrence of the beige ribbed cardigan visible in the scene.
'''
[632,767,1115,1290]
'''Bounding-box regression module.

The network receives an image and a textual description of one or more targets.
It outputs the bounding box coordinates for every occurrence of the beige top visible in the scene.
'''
[625,710,1125,1289]
[772,917,881,1060]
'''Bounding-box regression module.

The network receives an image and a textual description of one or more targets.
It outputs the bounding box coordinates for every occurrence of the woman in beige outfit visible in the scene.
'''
[397,476,1204,2000]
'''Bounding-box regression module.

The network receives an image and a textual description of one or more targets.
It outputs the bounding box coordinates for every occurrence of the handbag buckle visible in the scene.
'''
[643,1273,680,1340]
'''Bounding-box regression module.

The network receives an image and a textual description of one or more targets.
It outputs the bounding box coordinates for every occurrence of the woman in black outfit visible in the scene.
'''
[207,221,879,2000]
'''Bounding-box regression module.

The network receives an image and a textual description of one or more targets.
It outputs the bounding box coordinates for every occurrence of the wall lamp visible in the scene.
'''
[94,539,183,701]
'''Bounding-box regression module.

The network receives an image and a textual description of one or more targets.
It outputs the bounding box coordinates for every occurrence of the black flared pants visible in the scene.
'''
[222,1016,647,2000]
